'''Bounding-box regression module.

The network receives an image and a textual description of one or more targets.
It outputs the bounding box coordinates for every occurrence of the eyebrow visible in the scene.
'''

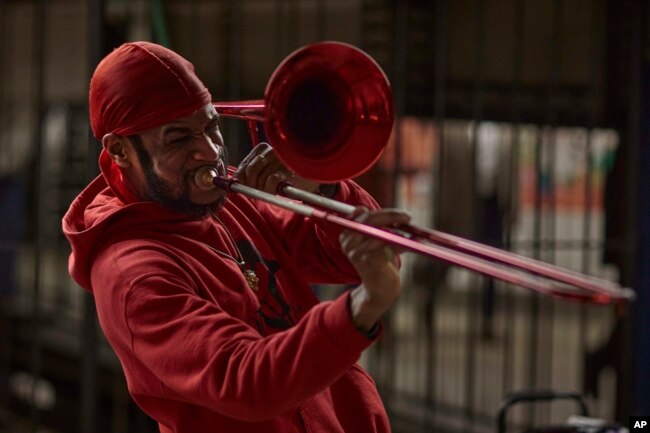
[161,114,219,137]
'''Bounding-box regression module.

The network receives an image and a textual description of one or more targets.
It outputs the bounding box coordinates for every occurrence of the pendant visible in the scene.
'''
[243,269,259,291]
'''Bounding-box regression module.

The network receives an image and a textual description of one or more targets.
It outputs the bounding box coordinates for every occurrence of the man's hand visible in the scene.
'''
[234,142,320,194]
[340,208,411,333]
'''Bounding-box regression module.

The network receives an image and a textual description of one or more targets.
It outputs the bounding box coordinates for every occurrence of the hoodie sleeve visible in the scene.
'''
[92,243,375,421]
[250,179,381,284]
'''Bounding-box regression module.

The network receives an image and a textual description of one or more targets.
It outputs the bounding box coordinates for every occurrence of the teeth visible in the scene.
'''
[194,166,218,190]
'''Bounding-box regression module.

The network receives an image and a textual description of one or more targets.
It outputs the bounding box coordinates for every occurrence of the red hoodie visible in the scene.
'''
[62,163,390,433]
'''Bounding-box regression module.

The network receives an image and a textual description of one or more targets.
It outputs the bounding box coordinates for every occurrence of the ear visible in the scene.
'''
[102,133,132,168]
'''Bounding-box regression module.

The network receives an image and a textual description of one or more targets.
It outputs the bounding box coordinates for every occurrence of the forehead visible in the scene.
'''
[139,103,217,139]
[160,104,218,133]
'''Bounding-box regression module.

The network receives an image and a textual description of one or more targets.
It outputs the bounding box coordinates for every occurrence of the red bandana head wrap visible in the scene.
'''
[89,41,212,203]
[90,41,212,139]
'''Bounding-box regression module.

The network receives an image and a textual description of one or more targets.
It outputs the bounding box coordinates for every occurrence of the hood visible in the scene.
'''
[62,151,190,292]
[62,174,123,292]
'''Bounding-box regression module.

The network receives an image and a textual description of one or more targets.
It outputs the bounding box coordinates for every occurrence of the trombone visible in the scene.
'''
[196,42,635,305]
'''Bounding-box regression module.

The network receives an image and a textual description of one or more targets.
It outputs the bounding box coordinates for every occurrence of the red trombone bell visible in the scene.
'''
[215,41,393,182]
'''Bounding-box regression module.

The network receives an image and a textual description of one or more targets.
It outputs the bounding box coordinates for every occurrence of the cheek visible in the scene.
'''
[152,154,192,188]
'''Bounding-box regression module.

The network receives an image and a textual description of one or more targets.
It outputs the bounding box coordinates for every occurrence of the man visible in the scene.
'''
[63,41,408,433]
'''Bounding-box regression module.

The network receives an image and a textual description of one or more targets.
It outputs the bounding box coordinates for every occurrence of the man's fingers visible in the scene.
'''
[355,208,411,227]
[340,208,411,246]
[340,210,409,270]
[235,144,282,189]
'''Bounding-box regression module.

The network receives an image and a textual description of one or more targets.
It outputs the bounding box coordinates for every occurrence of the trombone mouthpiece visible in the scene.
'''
[194,166,219,191]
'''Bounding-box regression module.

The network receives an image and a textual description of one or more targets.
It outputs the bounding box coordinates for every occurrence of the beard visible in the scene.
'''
[130,136,228,220]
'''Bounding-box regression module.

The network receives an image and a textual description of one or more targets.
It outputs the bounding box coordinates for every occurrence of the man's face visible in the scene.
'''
[128,103,228,218]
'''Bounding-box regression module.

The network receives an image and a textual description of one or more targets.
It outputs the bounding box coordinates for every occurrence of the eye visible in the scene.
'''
[169,135,192,145]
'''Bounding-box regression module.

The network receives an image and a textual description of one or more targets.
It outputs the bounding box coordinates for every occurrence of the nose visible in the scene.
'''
[193,133,222,162]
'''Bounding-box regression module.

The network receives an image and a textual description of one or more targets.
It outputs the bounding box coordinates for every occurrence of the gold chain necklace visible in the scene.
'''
[173,214,259,291]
